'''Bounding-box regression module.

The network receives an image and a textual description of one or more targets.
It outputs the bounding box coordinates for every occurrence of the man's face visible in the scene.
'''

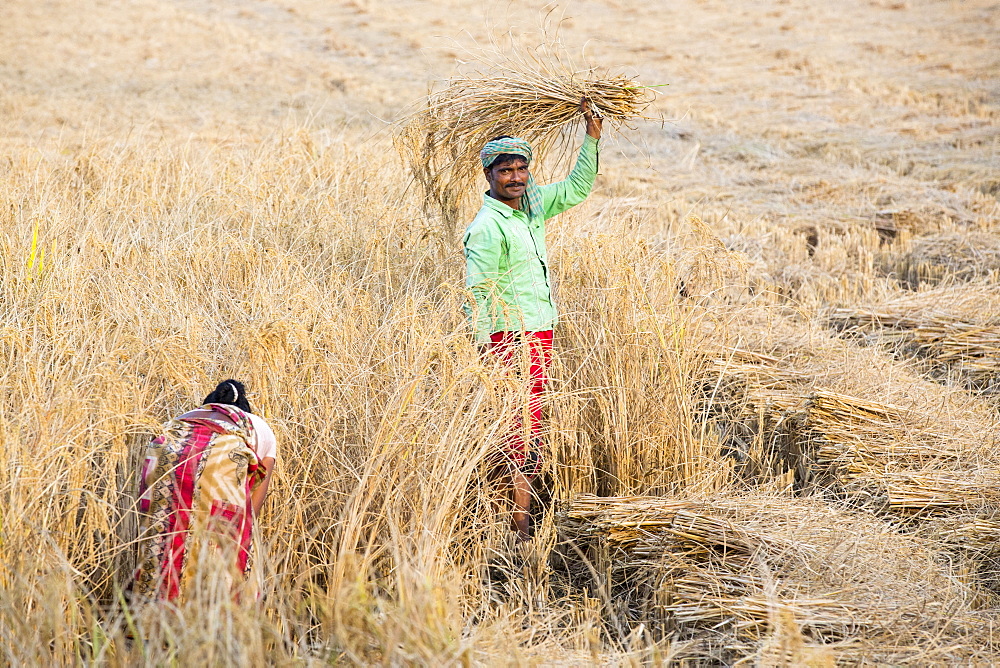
[485,157,529,205]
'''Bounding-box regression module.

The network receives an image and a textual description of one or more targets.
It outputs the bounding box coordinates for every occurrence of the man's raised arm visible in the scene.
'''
[539,98,603,219]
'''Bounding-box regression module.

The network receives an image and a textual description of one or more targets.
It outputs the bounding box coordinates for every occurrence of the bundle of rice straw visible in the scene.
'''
[556,494,995,662]
[396,52,656,233]
[826,285,1000,392]
[800,389,1000,512]
[880,231,1000,286]
[706,349,1000,515]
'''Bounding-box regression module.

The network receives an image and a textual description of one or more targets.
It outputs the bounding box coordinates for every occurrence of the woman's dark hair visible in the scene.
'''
[204,379,253,413]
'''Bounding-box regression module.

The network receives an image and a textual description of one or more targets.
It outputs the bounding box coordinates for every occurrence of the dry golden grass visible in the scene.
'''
[559,494,997,663]
[1,0,999,664]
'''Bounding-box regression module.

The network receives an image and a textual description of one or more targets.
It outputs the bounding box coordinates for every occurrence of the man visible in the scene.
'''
[464,99,602,541]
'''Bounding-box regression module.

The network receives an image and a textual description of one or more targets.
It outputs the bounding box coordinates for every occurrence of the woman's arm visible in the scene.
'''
[251,457,275,517]
[246,412,277,517]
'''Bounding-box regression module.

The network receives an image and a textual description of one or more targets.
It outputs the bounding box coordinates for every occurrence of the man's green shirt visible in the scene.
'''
[463,135,599,342]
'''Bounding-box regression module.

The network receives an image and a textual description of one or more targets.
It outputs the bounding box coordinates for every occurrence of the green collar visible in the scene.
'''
[482,192,526,219]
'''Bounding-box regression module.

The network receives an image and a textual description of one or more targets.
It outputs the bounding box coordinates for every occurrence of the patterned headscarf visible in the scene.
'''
[480,137,543,220]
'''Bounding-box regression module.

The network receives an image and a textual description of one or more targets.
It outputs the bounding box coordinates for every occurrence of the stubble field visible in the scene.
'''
[1,0,999,664]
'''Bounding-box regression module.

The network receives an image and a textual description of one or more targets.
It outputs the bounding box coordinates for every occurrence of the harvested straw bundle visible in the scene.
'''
[556,494,992,661]
[804,392,998,512]
[826,287,1000,392]
[396,54,656,233]
[921,514,1000,554]
[804,389,958,465]
[706,348,1000,514]
[746,390,996,513]
[881,231,1000,286]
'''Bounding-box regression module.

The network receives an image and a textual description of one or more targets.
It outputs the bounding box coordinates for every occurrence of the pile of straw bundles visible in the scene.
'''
[826,285,1000,393]
[881,231,1000,286]
[706,349,1000,515]
[396,53,655,231]
[800,389,1000,512]
[556,494,995,663]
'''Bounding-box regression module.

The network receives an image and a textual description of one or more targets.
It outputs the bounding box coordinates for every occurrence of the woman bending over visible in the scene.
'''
[132,379,276,602]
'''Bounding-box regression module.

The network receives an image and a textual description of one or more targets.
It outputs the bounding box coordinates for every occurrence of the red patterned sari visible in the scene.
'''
[133,403,264,602]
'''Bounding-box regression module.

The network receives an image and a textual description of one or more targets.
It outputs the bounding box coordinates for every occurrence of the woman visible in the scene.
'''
[132,379,277,602]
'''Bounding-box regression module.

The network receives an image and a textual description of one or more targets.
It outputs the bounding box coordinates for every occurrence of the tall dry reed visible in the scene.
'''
[0,127,728,664]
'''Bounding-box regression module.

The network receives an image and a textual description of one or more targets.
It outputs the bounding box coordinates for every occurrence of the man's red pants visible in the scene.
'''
[482,330,553,477]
